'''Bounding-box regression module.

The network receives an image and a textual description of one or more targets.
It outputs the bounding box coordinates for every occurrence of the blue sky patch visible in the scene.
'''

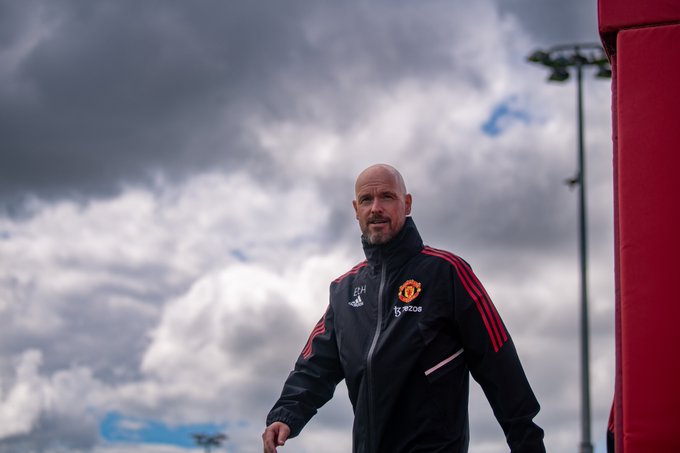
[481,97,532,137]
[100,412,227,448]
[231,248,248,262]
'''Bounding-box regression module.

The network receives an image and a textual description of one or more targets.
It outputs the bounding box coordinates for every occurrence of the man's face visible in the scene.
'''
[352,167,412,245]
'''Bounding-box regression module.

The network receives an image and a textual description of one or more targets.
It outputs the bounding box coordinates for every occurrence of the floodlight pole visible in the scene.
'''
[527,43,611,453]
[574,47,593,453]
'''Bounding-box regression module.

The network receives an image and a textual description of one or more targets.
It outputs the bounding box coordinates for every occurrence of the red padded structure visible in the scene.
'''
[599,2,680,452]
[599,0,680,37]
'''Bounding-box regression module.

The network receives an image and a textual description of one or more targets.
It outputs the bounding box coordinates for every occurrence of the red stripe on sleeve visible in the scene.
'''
[422,247,508,352]
[301,310,328,359]
[452,254,508,343]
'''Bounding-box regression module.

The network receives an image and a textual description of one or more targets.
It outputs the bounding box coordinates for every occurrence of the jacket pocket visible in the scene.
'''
[422,346,469,433]
[424,347,464,381]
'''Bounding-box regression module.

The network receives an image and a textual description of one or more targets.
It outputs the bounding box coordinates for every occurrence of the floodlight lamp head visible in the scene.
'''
[551,56,572,68]
[527,50,550,65]
[548,67,570,82]
[596,64,612,79]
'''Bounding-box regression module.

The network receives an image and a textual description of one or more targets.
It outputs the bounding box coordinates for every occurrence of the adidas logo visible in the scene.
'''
[348,295,364,307]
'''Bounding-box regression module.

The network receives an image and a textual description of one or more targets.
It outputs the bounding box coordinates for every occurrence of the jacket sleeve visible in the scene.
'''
[451,260,546,453]
[266,304,344,437]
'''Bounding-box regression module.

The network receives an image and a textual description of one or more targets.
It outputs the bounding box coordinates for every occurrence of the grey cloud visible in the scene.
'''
[1,0,511,211]
[2,0,312,207]
[0,251,191,386]
[0,285,158,382]
[0,412,100,453]
[495,0,601,44]
[222,303,326,422]
[413,150,577,255]
[2,1,261,205]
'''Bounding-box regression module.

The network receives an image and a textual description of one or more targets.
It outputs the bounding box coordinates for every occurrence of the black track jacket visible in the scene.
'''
[267,218,545,452]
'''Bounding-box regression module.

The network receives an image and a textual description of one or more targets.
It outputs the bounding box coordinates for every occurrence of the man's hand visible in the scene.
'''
[262,421,291,453]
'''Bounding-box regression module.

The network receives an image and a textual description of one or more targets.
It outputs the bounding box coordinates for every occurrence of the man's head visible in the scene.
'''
[353,164,412,245]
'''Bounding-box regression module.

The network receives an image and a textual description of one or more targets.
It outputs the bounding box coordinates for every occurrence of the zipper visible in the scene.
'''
[365,261,386,452]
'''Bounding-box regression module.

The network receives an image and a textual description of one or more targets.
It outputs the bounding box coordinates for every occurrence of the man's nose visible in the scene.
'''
[370,198,384,213]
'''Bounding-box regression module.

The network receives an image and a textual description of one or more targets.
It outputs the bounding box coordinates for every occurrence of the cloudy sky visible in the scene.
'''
[0,1,615,452]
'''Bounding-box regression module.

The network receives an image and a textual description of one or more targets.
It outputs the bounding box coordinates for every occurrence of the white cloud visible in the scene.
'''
[0,348,105,446]
[0,350,46,438]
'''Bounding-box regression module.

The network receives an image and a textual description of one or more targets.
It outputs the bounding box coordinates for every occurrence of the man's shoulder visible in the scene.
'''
[420,245,464,264]
[331,260,368,286]
[418,246,477,275]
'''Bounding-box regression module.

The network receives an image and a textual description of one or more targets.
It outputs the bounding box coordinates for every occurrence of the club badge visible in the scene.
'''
[398,279,422,303]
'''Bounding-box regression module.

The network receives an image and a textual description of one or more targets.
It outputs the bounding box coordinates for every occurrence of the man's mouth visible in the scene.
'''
[368,218,389,225]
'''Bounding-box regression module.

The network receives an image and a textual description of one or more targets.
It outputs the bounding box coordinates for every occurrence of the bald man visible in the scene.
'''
[263,164,545,453]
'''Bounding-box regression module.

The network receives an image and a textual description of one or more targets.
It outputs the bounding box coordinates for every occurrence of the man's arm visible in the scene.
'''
[264,304,344,445]
[451,261,546,452]
[467,337,545,452]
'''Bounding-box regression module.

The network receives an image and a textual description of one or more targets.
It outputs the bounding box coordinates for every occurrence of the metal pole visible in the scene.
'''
[527,43,608,453]
[575,47,593,453]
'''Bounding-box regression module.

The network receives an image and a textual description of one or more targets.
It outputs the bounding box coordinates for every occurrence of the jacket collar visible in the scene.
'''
[362,217,424,272]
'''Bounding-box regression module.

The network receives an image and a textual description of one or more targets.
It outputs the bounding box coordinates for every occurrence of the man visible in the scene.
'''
[263,164,545,452]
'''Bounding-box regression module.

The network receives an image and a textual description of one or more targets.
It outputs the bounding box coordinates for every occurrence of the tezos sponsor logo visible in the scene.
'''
[393,305,423,317]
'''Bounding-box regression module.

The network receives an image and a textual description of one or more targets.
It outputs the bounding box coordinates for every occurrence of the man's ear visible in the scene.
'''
[404,194,412,215]
[352,200,359,219]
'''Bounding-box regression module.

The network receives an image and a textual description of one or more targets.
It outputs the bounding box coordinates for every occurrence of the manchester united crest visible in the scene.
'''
[398,279,422,303]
